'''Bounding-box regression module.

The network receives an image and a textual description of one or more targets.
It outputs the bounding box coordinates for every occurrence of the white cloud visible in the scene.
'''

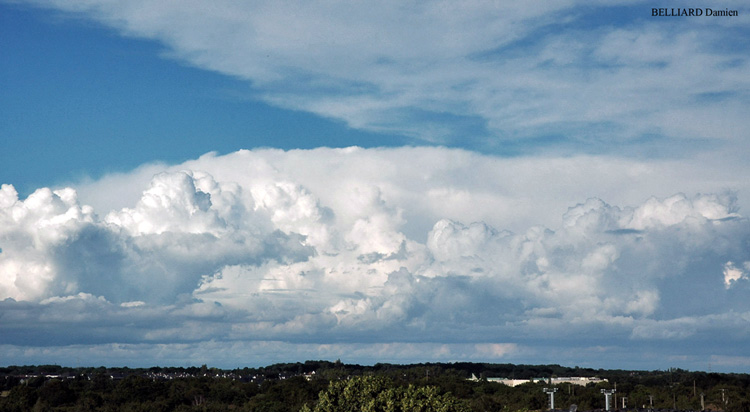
[21,1,750,148]
[724,261,750,288]
[105,171,225,236]
[2,147,750,370]
[0,184,96,301]
[0,167,312,305]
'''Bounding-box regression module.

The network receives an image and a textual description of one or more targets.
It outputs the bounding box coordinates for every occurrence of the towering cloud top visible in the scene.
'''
[1,148,749,369]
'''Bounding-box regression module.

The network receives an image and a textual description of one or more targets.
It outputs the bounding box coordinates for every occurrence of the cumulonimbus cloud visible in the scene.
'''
[2,148,749,359]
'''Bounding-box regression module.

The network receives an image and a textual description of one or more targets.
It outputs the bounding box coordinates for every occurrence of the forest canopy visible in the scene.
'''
[1,362,748,412]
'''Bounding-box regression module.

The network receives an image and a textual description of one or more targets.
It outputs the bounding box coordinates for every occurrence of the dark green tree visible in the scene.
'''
[37,378,77,408]
[302,375,470,412]
[2,384,39,412]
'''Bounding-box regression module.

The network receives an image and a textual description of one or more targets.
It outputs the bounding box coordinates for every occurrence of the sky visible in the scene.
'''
[1,1,750,372]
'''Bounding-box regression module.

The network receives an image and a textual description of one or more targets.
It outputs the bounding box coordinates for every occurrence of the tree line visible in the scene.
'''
[1,362,748,412]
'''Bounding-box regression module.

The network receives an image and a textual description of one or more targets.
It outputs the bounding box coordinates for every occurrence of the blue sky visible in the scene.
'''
[1,3,410,196]
[2,1,750,372]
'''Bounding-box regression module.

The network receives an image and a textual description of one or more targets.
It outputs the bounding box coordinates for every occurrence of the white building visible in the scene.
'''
[469,374,607,387]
